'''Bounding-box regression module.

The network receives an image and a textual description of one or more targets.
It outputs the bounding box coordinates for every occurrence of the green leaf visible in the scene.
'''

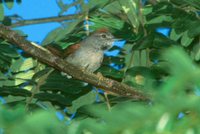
[4,96,27,104]
[4,0,14,9]
[2,79,27,86]
[170,29,182,41]
[13,70,35,79]
[103,56,125,65]
[133,34,154,50]
[126,66,152,77]
[146,15,172,24]
[150,63,168,78]
[142,5,153,15]
[82,0,109,12]
[0,54,11,70]
[163,47,195,76]
[42,19,84,46]
[153,33,178,48]
[0,43,20,58]
[32,67,53,81]
[0,105,26,126]
[67,91,97,114]
[35,93,72,106]
[118,0,139,32]
[42,27,65,46]
[0,72,7,80]
[160,47,200,95]
[39,71,86,94]
[10,110,67,134]
[180,31,194,47]
[10,58,24,72]
[98,66,124,79]
[0,51,12,63]
[0,61,10,70]
[149,49,161,62]
[188,20,200,38]
[103,1,122,14]
[0,3,4,21]
[146,2,173,21]
[185,0,200,9]
[172,18,189,34]
[11,58,37,73]
[133,33,175,50]
[90,16,124,31]
[195,49,200,61]
[2,16,12,26]
[0,87,31,97]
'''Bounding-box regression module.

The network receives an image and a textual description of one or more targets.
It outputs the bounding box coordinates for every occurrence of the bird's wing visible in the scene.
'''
[45,45,63,57]
[63,43,81,57]
[46,43,81,58]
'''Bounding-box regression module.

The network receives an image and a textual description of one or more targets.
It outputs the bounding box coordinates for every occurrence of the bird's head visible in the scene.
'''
[84,28,114,51]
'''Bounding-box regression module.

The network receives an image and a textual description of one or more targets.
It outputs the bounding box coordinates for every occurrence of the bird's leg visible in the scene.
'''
[96,72,112,111]
[104,92,111,111]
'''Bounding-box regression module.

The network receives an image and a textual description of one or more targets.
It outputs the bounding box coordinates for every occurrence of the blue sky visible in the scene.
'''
[4,0,76,43]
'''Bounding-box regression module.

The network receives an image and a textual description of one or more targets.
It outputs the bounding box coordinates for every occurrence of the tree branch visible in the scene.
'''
[10,14,84,27]
[0,24,150,101]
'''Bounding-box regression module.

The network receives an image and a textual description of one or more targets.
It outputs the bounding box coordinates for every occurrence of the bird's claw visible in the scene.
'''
[97,72,104,85]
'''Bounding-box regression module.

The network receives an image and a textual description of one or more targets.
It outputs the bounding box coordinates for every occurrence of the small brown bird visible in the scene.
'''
[46,29,115,110]
[65,29,114,73]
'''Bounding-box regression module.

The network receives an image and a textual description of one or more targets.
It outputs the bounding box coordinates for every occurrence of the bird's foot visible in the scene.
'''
[96,72,104,85]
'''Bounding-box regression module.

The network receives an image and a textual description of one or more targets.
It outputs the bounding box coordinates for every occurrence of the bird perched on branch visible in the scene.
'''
[47,28,115,110]
[66,28,114,73]
[47,28,115,73]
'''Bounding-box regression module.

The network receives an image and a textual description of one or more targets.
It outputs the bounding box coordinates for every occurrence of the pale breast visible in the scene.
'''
[66,48,104,73]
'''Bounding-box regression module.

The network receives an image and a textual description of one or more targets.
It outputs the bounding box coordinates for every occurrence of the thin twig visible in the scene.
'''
[10,14,84,27]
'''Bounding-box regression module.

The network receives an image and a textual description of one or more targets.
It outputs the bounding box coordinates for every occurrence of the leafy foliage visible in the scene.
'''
[0,0,200,133]
[0,105,68,134]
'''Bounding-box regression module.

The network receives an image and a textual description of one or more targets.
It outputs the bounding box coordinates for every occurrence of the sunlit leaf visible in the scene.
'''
[118,0,140,32]
[11,58,37,72]
[2,79,27,86]
[13,70,35,79]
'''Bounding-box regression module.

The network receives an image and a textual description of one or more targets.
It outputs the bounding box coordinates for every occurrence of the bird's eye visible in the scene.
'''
[101,34,107,38]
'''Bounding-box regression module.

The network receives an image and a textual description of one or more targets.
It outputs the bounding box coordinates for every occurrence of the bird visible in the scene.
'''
[46,28,115,72]
[64,28,114,73]
[46,28,115,110]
